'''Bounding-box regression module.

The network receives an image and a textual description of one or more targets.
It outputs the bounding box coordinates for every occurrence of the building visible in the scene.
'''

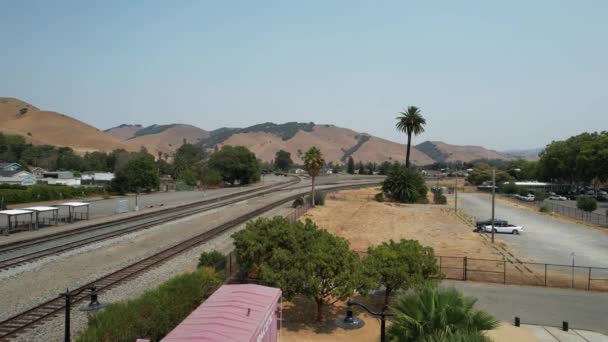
[81,172,114,185]
[41,171,81,186]
[29,167,47,178]
[295,168,306,175]
[0,162,21,172]
[0,170,37,185]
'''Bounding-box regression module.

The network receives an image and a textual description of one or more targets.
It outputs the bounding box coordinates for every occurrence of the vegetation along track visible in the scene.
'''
[0,181,380,340]
[0,177,301,271]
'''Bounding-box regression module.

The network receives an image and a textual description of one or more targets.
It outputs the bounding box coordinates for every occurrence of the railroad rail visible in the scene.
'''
[0,181,380,341]
[0,177,300,257]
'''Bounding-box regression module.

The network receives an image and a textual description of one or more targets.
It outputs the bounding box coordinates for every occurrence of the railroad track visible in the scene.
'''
[0,181,380,341]
[0,177,302,271]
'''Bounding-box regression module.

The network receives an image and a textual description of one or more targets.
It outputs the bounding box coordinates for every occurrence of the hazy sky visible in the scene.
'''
[1,1,607,150]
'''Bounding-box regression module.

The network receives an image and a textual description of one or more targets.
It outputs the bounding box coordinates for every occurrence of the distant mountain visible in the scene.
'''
[108,123,209,156]
[1,97,523,165]
[502,148,543,161]
[0,97,139,153]
[105,124,143,140]
[199,122,434,165]
[416,141,514,163]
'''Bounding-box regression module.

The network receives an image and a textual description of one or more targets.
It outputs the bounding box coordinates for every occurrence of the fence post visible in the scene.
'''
[588,267,592,291]
[463,257,468,281]
[503,260,507,284]
[544,264,547,287]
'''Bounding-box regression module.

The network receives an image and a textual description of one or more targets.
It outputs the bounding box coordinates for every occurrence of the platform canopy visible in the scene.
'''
[21,206,58,212]
[56,202,90,207]
[0,209,33,216]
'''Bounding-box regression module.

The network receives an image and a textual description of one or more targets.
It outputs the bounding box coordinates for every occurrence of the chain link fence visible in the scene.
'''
[539,201,608,227]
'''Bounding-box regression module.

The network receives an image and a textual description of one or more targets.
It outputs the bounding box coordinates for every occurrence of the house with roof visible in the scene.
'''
[0,170,37,186]
[0,162,21,172]
[81,172,114,185]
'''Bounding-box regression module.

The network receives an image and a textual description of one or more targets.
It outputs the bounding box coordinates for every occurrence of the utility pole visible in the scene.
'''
[491,169,496,243]
[454,178,458,212]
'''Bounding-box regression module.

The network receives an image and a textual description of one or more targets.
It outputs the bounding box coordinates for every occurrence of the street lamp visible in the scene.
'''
[336,300,393,342]
[62,287,106,342]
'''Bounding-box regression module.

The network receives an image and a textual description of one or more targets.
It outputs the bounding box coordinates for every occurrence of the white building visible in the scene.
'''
[295,168,306,175]
[0,170,37,185]
[81,172,114,185]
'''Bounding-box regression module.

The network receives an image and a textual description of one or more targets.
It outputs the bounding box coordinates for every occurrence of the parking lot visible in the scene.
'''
[458,192,608,268]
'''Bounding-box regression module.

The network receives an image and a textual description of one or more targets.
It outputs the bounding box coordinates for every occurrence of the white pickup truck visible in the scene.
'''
[515,194,535,202]
[483,224,523,235]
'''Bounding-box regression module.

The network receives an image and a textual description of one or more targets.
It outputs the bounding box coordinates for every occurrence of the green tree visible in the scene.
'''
[274,150,293,171]
[382,167,428,203]
[173,143,204,186]
[111,153,160,193]
[396,106,427,168]
[362,240,438,306]
[347,156,355,174]
[577,196,598,213]
[358,163,366,175]
[303,147,325,208]
[388,287,498,342]
[232,217,360,322]
[379,161,392,175]
[208,145,260,185]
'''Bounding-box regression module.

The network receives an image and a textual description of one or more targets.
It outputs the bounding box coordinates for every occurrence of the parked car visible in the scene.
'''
[483,224,523,235]
[475,219,508,230]
[548,195,567,201]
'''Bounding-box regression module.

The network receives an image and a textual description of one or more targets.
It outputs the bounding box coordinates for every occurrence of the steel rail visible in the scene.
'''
[0,181,380,340]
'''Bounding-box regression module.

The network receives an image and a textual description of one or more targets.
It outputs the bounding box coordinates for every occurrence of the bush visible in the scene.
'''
[518,187,529,197]
[534,191,548,201]
[433,193,447,205]
[292,197,305,208]
[77,267,222,342]
[539,204,550,213]
[305,191,326,206]
[198,251,225,269]
[499,182,518,194]
[577,196,598,212]
[374,192,384,202]
[382,167,428,203]
[0,184,105,205]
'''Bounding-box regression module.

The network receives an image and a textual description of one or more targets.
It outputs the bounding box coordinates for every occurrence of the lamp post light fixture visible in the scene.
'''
[62,287,106,342]
[336,300,394,342]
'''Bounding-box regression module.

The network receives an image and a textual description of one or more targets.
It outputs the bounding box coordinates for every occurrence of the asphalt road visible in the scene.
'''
[458,192,608,268]
[445,280,608,334]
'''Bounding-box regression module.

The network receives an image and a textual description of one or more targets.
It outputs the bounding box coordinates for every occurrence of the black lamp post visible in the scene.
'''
[62,287,106,342]
[336,300,394,342]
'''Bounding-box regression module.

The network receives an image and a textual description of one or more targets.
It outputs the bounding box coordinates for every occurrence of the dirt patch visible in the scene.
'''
[301,187,507,259]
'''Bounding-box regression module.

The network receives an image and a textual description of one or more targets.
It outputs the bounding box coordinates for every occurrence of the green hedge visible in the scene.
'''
[0,184,105,205]
[77,267,222,342]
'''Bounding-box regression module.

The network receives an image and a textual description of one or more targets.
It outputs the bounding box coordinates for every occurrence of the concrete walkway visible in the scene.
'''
[524,325,608,341]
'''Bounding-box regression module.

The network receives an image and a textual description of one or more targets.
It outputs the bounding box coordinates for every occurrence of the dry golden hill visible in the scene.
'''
[127,124,209,156]
[218,124,434,165]
[105,124,143,140]
[416,140,513,163]
[0,97,140,154]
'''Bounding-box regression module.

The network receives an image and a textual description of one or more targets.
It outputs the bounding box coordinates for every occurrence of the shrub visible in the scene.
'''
[374,192,384,202]
[500,182,518,194]
[539,204,550,213]
[518,187,529,197]
[534,191,548,201]
[388,287,498,341]
[77,267,222,342]
[382,167,428,203]
[433,193,447,205]
[577,196,597,212]
[292,196,305,208]
[198,251,225,269]
[0,184,105,205]
[305,191,326,206]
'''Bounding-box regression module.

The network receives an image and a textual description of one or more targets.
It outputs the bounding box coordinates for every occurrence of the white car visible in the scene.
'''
[483,224,523,235]
[548,195,567,201]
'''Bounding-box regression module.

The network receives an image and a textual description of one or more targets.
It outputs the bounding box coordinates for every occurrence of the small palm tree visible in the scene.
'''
[303,147,325,208]
[388,287,498,342]
[396,106,426,168]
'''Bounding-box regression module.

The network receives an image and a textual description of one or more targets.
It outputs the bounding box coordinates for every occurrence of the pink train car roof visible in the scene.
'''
[161,284,282,342]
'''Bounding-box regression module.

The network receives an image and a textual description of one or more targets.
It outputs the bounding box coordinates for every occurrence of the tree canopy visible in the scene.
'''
[232,217,360,322]
[274,150,293,171]
[362,239,439,305]
[347,156,355,174]
[208,145,260,185]
[111,153,160,193]
[396,106,426,167]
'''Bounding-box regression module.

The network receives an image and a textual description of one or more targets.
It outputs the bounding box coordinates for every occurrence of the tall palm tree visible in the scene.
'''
[303,146,325,208]
[396,106,427,168]
[388,287,498,342]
